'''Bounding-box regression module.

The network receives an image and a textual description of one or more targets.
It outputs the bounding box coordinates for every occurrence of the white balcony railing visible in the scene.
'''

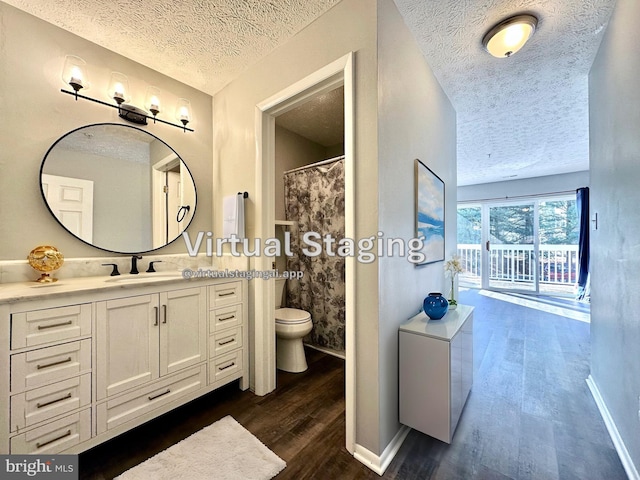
[457,244,579,286]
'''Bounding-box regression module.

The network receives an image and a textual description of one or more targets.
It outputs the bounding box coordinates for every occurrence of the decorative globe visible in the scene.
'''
[423,292,449,320]
[27,245,64,283]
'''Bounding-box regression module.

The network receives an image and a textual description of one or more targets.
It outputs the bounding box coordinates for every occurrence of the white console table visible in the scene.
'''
[399,305,473,443]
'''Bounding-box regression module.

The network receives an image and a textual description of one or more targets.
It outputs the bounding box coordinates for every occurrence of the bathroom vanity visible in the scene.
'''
[399,305,473,443]
[0,274,248,454]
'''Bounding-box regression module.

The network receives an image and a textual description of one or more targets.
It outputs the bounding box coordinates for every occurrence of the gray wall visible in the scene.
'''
[274,125,328,221]
[458,171,589,203]
[213,0,455,455]
[0,3,213,259]
[43,149,152,252]
[213,0,383,453]
[589,0,640,471]
[377,0,456,449]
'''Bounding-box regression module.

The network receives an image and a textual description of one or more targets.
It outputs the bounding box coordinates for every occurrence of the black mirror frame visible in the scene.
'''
[39,123,197,255]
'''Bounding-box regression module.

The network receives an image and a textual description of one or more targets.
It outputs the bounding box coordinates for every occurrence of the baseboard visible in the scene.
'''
[303,342,345,359]
[353,425,410,476]
[586,375,639,480]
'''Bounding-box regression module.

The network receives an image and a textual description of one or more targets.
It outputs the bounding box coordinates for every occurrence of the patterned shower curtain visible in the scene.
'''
[284,158,345,352]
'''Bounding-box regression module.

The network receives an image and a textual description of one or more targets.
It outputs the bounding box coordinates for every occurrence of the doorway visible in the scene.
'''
[458,195,579,296]
[254,53,355,453]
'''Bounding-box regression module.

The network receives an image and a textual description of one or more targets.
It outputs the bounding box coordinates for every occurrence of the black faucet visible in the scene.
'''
[146,261,162,273]
[130,255,142,274]
[102,263,120,276]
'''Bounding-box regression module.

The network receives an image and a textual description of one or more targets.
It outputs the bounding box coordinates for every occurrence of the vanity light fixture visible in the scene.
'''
[61,55,89,98]
[60,56,194,132]
[108,72,130,105]
[482,14,538,58]
[145,86,162,121]
[175,98,192,131]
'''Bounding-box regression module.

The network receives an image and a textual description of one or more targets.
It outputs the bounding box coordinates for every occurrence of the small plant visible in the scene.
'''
[444,255,464,306]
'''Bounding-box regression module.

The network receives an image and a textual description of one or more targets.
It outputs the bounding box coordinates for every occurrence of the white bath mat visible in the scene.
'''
[115,415,286,480]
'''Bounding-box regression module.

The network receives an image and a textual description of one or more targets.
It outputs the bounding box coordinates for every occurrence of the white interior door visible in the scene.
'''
[41,174,93,242]
[167,171,181,242]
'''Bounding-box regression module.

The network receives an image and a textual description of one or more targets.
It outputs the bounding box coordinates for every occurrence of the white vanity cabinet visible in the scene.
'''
[399,305,474,444]
[208,281,246,388]
[4,302,93,454]
[95,286,208,434]
[0,276,248,454]
[95,287,207,400]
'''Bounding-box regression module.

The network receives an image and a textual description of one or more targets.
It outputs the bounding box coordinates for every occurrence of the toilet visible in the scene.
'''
[275,278,313,373]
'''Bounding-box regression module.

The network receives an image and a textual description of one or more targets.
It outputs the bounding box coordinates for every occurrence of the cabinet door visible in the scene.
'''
[159,287,207,376]
[96,295,160,400]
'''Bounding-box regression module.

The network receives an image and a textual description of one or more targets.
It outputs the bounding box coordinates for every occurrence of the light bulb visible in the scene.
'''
[108,72,130,105]
[175,98,192,127]
[62,55,89,93]
[145,86,162,117]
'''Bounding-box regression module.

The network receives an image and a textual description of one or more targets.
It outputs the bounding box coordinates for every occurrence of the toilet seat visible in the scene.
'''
[275,307,311,324]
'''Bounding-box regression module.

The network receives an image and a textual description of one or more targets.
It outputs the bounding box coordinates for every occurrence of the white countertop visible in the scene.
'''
[0,271,217,305]
[399,304,474,341]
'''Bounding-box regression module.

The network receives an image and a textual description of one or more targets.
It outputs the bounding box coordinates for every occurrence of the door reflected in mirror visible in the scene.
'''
[40,123,196,254]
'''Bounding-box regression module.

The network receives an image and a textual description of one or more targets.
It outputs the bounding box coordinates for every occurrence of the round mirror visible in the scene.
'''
[40,123,197,254]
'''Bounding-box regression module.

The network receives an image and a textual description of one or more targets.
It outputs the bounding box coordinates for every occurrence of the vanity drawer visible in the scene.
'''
[11,339,91,393]
[209,281,242,307]
[11,374,91,432]
[11,304,91,350]
[96,365,206,434]
[209,350,243,386]
[10,409,91,454]
[209,304,243,332]
[209,326,243,358]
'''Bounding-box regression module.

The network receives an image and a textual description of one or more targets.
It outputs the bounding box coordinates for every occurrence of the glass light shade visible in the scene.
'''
[62,55,89,91]
[483,15,538,58]
[108,72,130,105]
[175,98,192,126]
[145,86,162,116]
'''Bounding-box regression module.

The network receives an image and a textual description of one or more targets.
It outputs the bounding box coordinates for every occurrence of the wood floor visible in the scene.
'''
[79,289,627,479]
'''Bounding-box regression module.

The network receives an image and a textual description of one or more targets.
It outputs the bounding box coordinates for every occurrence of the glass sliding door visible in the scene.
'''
[538,197,579,295]
[457,195,579,296]
[457,205,482,288]
[487,203,537,292]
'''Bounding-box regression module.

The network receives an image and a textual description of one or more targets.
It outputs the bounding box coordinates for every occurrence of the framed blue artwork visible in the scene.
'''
[415,159,445,265]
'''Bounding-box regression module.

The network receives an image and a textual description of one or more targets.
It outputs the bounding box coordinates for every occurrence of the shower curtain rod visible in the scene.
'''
[284,154,345,174]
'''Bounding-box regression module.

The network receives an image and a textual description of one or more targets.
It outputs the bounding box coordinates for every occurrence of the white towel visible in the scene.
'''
[223,193,245,239]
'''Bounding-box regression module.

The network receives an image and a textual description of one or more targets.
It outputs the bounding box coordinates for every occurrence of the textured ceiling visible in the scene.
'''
[394,0,616,185]
[4,0,617,185]
[276,86,344,147]
[2,0,341,95]
[53,124,157,165]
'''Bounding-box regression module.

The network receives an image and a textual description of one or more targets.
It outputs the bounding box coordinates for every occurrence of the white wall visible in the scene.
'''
[376,0,456,450]
[458,171,589,203]
[589,0,640,472]
[0,3,213,260]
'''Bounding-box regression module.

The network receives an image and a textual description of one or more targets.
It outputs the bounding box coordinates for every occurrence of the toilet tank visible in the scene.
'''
[275,278,286,308]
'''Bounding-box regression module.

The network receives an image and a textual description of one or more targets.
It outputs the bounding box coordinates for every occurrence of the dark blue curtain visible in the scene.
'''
[576,187,590,300]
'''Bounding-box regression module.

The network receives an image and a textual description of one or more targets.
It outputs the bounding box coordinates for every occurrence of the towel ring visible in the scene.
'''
[176,205,190,222]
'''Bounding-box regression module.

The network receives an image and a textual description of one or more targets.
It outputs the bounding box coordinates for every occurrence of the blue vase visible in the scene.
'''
[423,292,449,320]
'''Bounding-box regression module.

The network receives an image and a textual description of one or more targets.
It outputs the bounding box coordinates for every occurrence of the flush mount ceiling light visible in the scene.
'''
[482,14,538,58]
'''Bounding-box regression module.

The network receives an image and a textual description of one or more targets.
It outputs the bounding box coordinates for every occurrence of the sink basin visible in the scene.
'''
[105,272,184,284]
